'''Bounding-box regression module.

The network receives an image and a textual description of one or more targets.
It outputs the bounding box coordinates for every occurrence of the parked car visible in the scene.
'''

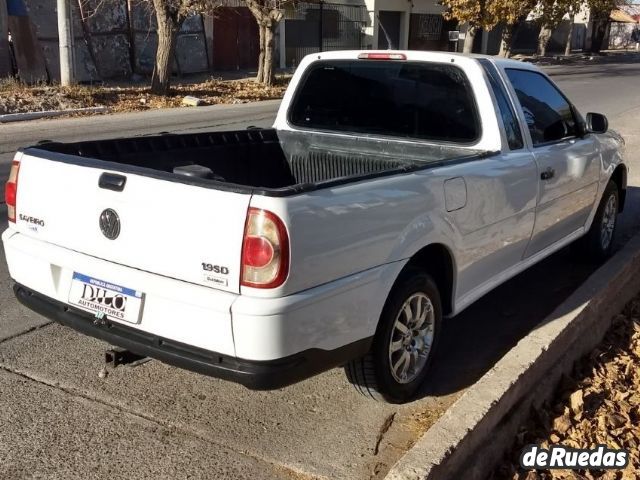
[2,51,626,403]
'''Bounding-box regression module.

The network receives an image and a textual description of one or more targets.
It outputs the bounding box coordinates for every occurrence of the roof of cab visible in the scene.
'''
[308,50,540,71]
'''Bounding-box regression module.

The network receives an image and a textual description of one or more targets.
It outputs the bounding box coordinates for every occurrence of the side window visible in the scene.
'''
[505,69,577,146]
[479,61,523,150]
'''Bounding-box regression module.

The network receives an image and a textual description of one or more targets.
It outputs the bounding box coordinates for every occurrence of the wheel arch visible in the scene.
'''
[610,163,627,213]
[400,243,456,316]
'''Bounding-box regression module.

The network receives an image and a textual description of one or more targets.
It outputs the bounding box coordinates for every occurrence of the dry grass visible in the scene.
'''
[0,77,288,116]
[492,296,640,479]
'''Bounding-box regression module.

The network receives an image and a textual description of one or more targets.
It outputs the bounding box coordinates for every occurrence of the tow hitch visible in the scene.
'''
[105,347,150,368]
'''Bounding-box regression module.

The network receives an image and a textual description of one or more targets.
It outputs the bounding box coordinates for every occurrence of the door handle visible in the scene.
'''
[540,168,555,181]
[99,173,127,192]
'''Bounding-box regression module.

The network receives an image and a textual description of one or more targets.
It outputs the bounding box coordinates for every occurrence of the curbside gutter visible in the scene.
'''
[0,107,109,123]
[386,231,640,480]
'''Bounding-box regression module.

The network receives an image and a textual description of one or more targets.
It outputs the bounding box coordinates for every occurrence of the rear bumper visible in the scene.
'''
[13,283,371,390]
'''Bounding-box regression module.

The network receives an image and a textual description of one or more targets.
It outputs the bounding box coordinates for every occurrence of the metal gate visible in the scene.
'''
[284,1,367,67]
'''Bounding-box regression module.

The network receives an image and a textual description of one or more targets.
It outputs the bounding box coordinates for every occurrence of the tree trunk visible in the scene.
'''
[564,12,575,56]
[463,25,476,54]
[590,15,609,53]
[499,24,517,58]
[256,22,266,83]
[151,1,180,95]
[262,23,275,86]
[245,0,282,86]
[538,24,552,56]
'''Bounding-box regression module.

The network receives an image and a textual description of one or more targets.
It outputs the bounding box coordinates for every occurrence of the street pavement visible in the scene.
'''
[0,60,639,479]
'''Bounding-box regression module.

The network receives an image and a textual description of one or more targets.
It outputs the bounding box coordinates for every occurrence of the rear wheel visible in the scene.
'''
[580,180,619,262]
[344,269,441,403]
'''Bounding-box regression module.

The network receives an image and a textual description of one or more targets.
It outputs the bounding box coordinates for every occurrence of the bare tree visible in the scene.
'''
[564,6,577,55]
[78,0,220,95]
[244,0,289,86]
[147,0,221,95]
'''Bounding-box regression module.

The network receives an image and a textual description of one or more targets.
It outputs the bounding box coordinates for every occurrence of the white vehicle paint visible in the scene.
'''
[2,51,626,401]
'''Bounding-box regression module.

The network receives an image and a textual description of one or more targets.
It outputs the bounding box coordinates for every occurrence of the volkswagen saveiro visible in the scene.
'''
[2,51,626,403]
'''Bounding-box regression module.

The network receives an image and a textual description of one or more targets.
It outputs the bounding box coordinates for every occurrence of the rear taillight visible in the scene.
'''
[5,156,21,223]
[241,208,289,289]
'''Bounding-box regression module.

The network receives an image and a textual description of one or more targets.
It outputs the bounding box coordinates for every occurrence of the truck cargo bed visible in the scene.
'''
[31,128,484,194]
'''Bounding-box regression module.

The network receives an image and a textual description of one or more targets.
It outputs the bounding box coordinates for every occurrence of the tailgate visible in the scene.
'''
[13,151,251,294]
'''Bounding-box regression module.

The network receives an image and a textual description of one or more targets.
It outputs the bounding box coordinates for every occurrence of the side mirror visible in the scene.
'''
[586,112,608,134]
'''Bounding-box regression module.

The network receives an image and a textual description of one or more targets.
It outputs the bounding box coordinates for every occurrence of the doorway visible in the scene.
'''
[212,7,259,70]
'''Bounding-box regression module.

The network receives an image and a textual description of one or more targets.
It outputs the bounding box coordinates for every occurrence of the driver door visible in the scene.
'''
[504,68,600,257]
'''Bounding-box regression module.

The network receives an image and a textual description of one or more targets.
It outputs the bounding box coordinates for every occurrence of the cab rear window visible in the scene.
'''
[288,60,480,143]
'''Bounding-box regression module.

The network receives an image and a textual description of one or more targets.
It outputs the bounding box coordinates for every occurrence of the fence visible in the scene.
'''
[284,1,367,67]
[13,0,209,82]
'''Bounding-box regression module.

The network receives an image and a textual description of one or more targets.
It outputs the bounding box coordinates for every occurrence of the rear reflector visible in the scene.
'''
[5,157,21,223]
[358,52,407,60]
[241,208,289,289]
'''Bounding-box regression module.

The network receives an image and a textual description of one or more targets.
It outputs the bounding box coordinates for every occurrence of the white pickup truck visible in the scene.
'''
[3,51,626,403]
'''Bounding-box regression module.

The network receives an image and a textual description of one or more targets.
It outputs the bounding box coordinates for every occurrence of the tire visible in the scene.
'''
[580,180,619,262]
[344,268,442,403]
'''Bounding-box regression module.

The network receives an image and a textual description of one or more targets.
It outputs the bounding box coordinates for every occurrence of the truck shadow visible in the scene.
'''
[419,185,640,398]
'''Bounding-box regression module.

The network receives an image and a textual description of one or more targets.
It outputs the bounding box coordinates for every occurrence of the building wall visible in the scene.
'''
[13,0,209,82]
[361,0,445,49]
[606,22,640,49]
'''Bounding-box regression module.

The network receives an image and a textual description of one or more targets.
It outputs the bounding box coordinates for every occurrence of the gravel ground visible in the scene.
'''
[0,77,288,115]
[492,295,640,479]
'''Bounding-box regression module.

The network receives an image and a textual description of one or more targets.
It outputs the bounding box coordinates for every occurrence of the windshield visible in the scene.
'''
[288,60,480,143]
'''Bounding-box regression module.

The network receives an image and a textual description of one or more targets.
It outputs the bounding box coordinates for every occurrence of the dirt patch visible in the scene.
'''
[0,77,288,116]
[367,395,457,480]
[492,295,640,479]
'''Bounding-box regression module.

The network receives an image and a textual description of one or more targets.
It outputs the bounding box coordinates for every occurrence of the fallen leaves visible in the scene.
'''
[491,296,640,479]
[0,76,289,116]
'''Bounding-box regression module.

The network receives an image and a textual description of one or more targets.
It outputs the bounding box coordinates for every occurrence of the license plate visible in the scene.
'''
[68,273,145,324]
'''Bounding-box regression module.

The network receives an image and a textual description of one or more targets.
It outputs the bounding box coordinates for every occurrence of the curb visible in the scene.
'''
[0,106,109,123]
[386,231,640,480]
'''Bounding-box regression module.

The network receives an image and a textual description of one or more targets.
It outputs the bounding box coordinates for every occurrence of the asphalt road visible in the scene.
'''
[0,60,639,479]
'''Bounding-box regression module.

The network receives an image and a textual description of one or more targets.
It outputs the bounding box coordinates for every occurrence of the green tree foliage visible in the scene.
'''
[586,0,620,52]
[441,0,536,55]
[534,0,582,56]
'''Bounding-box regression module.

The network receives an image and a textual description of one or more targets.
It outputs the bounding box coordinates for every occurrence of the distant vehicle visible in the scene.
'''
[3,51,626,403]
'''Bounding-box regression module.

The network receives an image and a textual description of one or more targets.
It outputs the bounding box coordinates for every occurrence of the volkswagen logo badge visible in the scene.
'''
[99,208,121,240]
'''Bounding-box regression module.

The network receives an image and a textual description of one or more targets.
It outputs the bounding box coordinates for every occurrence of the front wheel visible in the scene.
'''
[581,180,619,262]
[344,269,442,403]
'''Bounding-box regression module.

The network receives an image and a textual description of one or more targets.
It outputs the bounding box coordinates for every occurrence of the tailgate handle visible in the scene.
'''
[99,173,127,192]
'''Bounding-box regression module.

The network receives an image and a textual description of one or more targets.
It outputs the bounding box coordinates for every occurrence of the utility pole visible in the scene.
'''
[0,0,11,77]
[57,0,74,85]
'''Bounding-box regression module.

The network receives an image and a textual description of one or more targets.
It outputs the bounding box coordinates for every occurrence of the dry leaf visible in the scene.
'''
[570,390,584,415]
[497,291,640,476]
[553,413,572,435]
